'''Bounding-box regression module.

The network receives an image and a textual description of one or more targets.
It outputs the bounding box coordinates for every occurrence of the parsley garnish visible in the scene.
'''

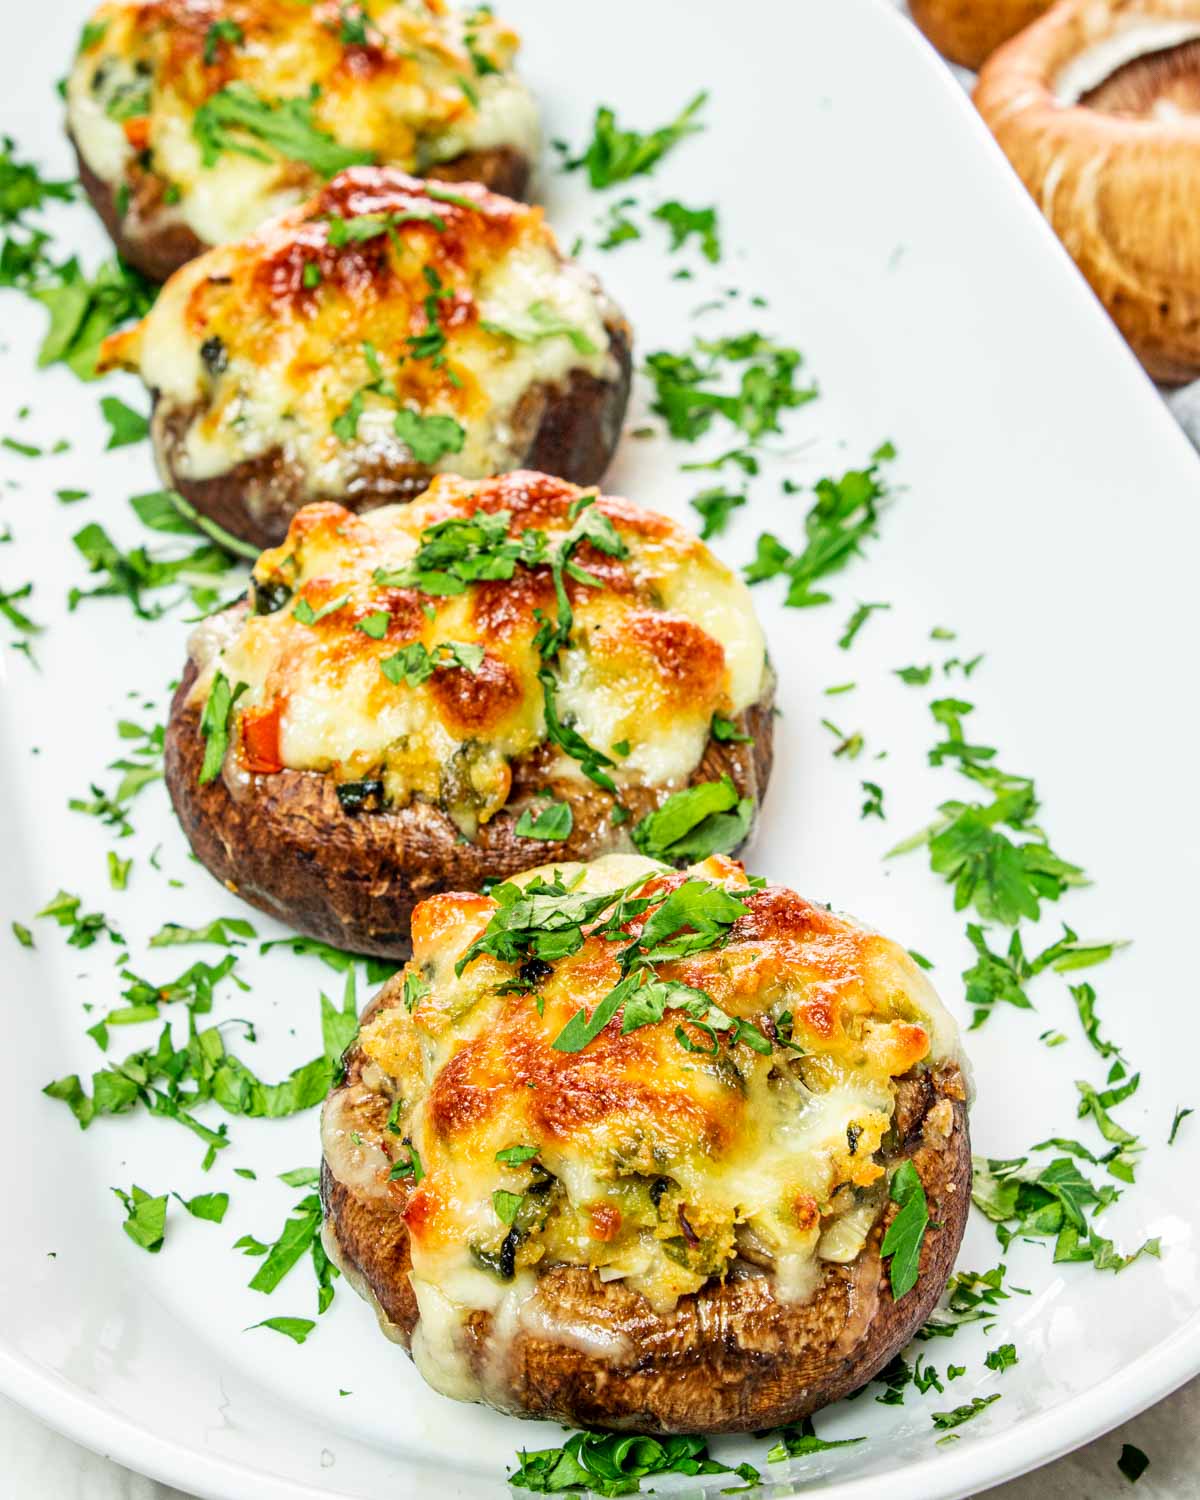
[509,1429,737,1496]
[249,1316,316,1344]
[379,639,483,686]
[482,299,598,354]
[193,83,375,175]
[765,1418,865,1463]
[881,1158,928,1300]
[972,1153,1160,1270]
[917,1263,1009,1340]
[198,671,247,783]
[495,1144,539,1166]
[293,592,350,625]
[100,395,148,448]
[745,455,893,608]
[839,600,889,650]
[563,92,708,188]
[514,799,573,840]
[631,777,753,864]
[203,18,243,64]
[931,1394,1001,1430]
[112,1184,167,1253]
[149,916,256,948]
[652,200,720,262]
[860,780,885,819]
[984,1342,1018,1372]
[645,332,817,449]
[690,486,745,539]
[393,407,465,464]
[1168,1106,1193,1145]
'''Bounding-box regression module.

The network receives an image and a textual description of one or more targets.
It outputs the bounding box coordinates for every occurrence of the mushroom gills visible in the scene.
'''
[1055,23,1200,107]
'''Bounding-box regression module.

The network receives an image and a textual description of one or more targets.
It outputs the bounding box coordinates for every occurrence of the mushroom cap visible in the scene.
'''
[909,0,1053,71]
[975,0,1200,384]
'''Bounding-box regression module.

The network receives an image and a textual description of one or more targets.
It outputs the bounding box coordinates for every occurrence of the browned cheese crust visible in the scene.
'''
[71,133,531,283]
[322,992,970,1434]
[150,320,632,552]
[164,656,773,958]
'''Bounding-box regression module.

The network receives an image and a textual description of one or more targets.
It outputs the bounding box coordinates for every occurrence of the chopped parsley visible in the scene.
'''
[509,1429,737,1496]
[766,1418,865,1463]
[971,1153,1160,1271]
[193,83,375,176]
[35,889,125,950]
[745,452,894,608]
[880,1158,928,1300]
[631,777,753,864]
[249,1316,316,1344]
[917,1263,1009,1340]
[293,592,350,626]
[645,332,817,449]
[860,780,885,819]
[710,712,752,744]
[839,600,889,650]
[651,200,720,262]
[131,488,260,561]
[563,91,708,188]
[203,18,243,64]
[99,395,149,448]
[112,1184,167,1253]
[240,1190,338,1313]
[931,1394,1001,1430]
[198,671,247,783]
[174,1190,229,1223]
[495,1144,540,1166]
[690,486,745,539]
[983,1342,1018,1373]
[1168,1106,1193,1145]
[514,799,573,841]
[70,522,235,619]
[379,639,483,686]
[149,916,256,948]
[393,407,465,464]
[896,663,933,685]
[482,300,598,354]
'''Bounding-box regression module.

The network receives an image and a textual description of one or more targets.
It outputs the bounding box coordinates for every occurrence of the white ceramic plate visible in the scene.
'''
[2,2,1198,1497]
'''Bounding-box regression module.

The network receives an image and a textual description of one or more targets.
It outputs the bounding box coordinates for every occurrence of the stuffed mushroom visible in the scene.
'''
[164,471,775,957]
[67,0,539,280]
[100,168,631,548]
[320,851,972,1432]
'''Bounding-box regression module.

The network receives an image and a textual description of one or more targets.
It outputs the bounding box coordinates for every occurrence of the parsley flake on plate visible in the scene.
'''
[563,92,708,188]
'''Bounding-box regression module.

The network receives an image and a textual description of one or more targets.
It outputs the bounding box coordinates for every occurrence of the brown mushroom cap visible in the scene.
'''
[975,0,1200,383]
[909,0,1052,71]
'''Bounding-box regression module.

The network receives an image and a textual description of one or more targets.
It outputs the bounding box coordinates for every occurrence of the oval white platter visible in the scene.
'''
[1,1,1198,1498]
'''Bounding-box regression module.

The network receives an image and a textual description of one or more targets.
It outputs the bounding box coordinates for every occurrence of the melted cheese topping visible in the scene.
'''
[101,169,618,500]
[67,0,538,248]
[335,855,965,1399]
[187,472,769,822]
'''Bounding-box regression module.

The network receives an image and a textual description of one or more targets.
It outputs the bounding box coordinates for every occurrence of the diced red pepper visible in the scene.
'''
[242,700,284,775]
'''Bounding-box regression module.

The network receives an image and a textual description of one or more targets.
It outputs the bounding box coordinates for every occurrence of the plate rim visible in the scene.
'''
[5,1315,1198,1500]
[4,1,1199,1496]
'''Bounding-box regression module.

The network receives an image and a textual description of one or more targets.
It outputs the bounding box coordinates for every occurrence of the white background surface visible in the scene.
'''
[3,0,1200,1497]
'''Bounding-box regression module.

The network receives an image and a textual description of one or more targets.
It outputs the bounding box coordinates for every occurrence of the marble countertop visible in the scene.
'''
[4,1378,1199,1498]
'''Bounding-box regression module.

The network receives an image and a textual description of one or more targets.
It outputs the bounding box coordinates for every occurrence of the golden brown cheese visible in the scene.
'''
[100,170,619,497]
[186,472,770,827]
[67,0,537,247]
[343,853,965,1332]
